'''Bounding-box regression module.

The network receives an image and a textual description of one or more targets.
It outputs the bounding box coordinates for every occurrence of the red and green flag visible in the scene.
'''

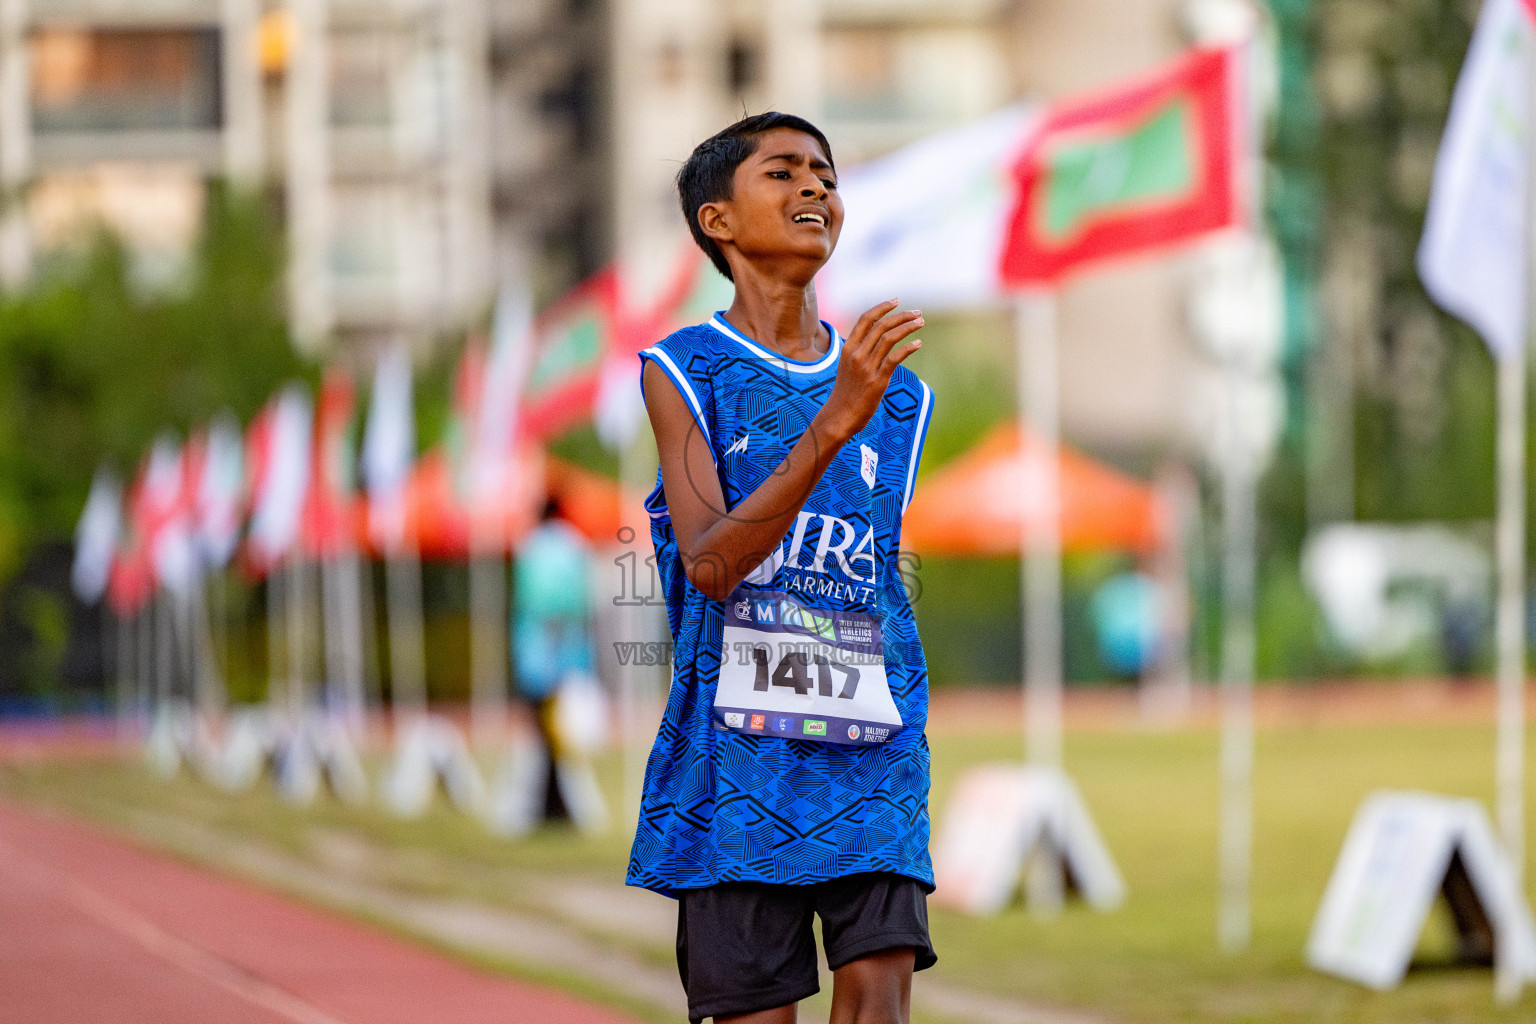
[520,268,619,441]
[443,339,485,502]
[302,369,360,558]
[1000,45,1245,285]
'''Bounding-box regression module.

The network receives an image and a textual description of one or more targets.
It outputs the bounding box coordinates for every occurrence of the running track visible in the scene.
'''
[0,799,645,1024]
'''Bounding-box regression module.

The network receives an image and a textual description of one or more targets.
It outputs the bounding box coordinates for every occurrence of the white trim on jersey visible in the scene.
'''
[641,346,715,464]
[707,315,843,374]
[902,380,933,515]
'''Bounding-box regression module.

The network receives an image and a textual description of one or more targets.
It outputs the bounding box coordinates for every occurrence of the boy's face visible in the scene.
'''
[706,128,842,275]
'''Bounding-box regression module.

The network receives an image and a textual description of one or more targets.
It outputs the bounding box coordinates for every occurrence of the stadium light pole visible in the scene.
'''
[1015,289,1066,917]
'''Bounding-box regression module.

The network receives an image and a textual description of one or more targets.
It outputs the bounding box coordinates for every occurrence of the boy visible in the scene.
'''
[628,112,935,1024]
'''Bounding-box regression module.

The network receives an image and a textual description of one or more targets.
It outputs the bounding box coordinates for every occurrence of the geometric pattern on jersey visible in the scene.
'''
[627,314,935,896]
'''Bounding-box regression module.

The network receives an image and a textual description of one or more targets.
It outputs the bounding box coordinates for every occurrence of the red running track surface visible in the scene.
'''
[0,798,644,1024]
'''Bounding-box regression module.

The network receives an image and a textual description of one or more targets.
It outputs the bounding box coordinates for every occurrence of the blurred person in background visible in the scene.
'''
[511,497,597,825]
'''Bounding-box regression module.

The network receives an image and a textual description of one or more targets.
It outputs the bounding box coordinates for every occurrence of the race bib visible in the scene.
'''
[713,589,903,747]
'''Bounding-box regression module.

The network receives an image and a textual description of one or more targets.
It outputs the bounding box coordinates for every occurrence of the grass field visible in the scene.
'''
[2,712,1532,1023]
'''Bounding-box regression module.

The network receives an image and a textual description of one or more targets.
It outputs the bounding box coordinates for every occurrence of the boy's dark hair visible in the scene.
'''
[677,112,834,282]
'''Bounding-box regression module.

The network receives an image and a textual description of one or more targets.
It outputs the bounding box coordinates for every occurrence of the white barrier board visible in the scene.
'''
[383,715,486,817]
[931,764,1125,915]
[1307,791,1536,989]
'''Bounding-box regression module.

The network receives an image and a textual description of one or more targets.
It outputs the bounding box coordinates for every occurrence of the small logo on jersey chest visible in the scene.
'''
[726,433,750,456]
[860,444,878,488]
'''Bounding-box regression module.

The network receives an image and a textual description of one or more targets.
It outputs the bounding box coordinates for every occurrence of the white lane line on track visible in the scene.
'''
[0,834,353,1024]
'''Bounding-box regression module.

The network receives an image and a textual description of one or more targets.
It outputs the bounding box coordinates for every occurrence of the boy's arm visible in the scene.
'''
[645,300,923,602]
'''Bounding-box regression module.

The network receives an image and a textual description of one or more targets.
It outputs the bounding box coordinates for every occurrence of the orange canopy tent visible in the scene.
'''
[901,423,1165,556]
[542,456,648,544]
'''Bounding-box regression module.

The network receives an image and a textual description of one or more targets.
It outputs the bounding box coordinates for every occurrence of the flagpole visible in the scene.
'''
[1015,289,1065,917]
[1493,27,1536,1004]
[113,606,132,743]
[136,602,152,734]
[173,588,198,752]
[468,525,508,752]
[155,588,173,714]
[358,551,381,730]
[385,546,428,727]
[207,570,229,711]
[1216,355,1258,952]
[322,555,342,718]
[1494,324,1526,1004]
[186,583,214,719]
[1214,31,1269,954]
[267,564,285,719]
[331,549,368,738]
[285,554,306,724]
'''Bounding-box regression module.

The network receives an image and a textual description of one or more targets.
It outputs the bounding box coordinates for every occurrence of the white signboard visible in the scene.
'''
[214,706,367,805]
[932,764,1125,915]
[214,704,279,791]
[487,731,609,838]
[275,714,369,806]
[383,716,486,817]
[1308,791,1536,989]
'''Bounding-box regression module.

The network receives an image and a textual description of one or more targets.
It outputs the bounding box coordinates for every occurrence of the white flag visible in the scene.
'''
[72,465,122,604]
[247,386,314,567]
[142,435,199,596]
[816,102,1038,319]
[196,412,245,571]
[363,347,415,549]
[1418,0,1534,359]
[473,286,534,503]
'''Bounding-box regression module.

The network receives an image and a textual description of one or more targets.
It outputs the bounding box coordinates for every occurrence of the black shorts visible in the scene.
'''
[675,872,936,1023]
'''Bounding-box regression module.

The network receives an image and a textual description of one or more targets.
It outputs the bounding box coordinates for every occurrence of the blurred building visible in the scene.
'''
[0,0,607,356]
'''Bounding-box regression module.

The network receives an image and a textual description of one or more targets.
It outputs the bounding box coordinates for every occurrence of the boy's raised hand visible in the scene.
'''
[817,299,924,443]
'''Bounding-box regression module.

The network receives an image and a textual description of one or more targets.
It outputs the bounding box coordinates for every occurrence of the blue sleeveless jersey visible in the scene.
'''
[627,313,935,896]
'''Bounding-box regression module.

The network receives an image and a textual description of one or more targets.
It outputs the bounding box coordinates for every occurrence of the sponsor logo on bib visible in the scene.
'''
[750,714,765,730]
[803,720,827,737]
[847,724,861,740]
[724,712,745,728]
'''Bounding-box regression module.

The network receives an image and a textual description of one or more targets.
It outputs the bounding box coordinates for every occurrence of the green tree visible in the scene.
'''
[1311,0,1494,521]
[0,184,308,582]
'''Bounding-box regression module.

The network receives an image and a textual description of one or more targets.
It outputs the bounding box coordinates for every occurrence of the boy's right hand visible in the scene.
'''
[816,299,924,444]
